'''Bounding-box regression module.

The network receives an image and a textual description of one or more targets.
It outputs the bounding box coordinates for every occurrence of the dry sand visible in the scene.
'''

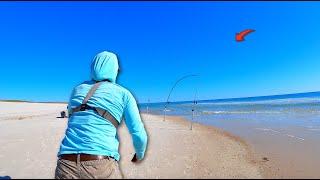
[0,102,263,179]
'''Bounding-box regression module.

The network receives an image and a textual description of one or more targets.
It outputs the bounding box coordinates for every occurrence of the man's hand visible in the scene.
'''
[131,153,142,163]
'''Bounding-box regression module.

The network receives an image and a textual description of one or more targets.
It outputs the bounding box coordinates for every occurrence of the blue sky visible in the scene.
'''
[0,2,320,103]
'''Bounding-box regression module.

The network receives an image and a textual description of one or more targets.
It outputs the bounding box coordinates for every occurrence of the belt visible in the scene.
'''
[59,154,114,162]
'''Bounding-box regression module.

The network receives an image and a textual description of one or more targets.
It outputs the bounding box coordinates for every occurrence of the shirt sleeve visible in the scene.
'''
[67,88,76,115]
[123,92,148,160]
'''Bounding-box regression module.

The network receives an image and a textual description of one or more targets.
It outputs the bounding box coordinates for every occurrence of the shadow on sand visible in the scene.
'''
[56,117,67,119]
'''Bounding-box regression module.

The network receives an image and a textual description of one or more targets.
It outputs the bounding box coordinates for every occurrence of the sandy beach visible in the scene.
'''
[0,102,263,179]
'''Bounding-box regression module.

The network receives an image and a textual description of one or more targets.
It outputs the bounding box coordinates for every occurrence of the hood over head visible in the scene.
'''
[90,51,119,83]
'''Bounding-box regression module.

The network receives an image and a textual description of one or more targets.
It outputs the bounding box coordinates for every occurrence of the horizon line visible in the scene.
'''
[141,90,320,105]
[1,90,319,105]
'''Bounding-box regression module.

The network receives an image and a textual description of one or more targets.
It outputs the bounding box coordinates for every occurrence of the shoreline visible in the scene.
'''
[142,113,268,177]
[123,112,264,178]
[153,112,320,178]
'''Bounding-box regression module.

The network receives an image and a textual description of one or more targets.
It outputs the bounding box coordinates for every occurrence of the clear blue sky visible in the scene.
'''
[0,2,320,103]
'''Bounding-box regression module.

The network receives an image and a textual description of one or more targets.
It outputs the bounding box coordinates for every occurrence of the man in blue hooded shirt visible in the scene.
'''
[55,51,148,179]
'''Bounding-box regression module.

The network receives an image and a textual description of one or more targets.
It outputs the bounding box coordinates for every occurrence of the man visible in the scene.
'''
[55,51,148,179]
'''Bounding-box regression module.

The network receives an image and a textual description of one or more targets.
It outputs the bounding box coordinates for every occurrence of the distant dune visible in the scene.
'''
[0,100,67,104]
[0,99,30,103]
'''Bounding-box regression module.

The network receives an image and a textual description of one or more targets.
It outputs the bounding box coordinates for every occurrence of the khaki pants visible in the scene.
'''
[55,157,123,179]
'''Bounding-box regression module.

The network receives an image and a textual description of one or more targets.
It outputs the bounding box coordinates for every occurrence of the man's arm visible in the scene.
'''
[123,92,148,161]
[67,88,76,116]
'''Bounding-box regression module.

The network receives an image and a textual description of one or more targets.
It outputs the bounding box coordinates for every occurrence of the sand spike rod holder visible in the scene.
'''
[163,74,199,121]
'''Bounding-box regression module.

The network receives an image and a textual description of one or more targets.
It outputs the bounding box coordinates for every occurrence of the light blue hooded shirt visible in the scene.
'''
[57,51,148,161]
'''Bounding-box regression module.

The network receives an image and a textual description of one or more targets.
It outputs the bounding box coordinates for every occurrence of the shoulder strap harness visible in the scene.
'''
[69,81,119,128]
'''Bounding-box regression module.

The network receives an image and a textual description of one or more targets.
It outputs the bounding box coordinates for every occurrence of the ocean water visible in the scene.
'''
[139,92,320,123]
[139,94,320,142]
[139,92,320,177]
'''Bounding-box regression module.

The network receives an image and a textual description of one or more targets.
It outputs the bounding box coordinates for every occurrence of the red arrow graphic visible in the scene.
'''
[236,29,255,42]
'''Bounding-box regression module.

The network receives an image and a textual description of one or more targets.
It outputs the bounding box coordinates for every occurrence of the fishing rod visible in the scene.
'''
[146,98,150,120]
[190,89,198,130]
[163,74,198,121]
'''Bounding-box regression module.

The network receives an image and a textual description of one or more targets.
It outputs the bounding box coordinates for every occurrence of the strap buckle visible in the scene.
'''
[80,104,88,111]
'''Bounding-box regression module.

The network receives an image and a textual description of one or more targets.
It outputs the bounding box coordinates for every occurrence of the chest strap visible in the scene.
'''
[69,81,119,128]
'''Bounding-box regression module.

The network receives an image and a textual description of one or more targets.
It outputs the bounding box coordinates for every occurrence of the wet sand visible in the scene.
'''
[0,102,263,178]
[247,127,320,179]
[193,113,320,179]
